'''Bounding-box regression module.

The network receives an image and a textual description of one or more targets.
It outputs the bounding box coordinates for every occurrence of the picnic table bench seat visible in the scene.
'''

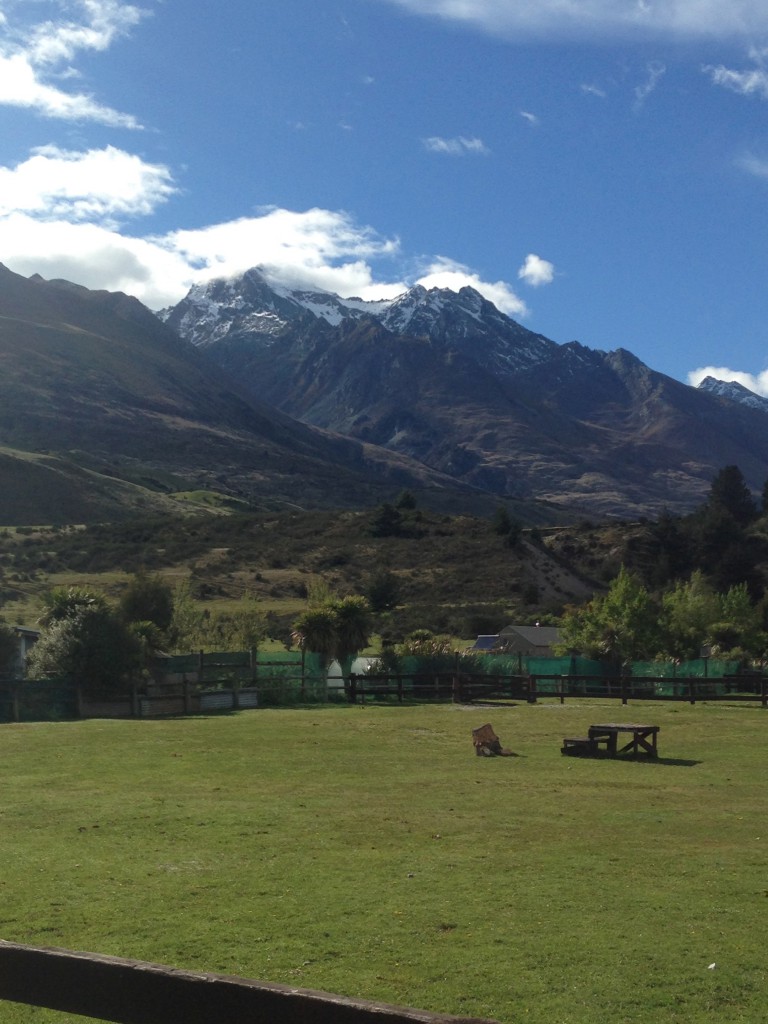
[561,736,598,756]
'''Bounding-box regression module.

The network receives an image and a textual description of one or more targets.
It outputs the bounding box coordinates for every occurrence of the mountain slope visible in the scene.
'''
[0,265,500,524]
[164,269,768,517]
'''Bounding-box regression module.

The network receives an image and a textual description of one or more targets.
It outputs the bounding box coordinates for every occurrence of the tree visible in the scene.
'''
[492,505,512,535]
[369,503,402,538]
[28,600,143,695]
[706,465,758,526]
[658,571,721,660]
[366,569,401,613]
[395,490,417,510]
[291,596,371,696]
[557,566,660,667]
[119,572,174,632]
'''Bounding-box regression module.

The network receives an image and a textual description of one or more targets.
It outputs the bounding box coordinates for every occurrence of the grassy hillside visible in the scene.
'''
[0,507,604,639]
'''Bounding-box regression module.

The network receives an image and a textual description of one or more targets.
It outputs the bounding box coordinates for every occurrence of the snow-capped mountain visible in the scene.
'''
[697,375,768,414]
[160,267,768,517]
[161,268,557,377]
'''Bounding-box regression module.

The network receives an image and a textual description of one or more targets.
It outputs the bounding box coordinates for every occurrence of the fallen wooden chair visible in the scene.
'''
[472,723,516,757]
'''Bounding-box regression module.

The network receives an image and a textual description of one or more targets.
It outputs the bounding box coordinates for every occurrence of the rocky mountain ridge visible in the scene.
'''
[163,268,768,518]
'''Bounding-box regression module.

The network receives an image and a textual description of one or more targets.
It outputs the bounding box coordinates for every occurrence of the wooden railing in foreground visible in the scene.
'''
[0,941,498,1024]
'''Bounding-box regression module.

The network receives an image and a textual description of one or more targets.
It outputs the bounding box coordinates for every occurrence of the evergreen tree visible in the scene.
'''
[706,465,758,526]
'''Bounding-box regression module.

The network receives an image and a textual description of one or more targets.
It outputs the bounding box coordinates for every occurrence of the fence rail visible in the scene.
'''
[0,940,496,1024]
[1,670,767,723]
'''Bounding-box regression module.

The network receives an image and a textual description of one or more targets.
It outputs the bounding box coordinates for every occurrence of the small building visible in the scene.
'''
[10,626,40,677]
[469,624,561,658]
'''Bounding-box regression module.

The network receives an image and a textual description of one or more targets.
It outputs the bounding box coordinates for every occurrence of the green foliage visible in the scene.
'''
[292,595,371,680]
[492,505,513,535]
[395,489,417,510]
[39,585,105,626]
[168,580,205,651]
[660,573,765,661]
[119,571,174,631]
[396,629,454,658]
[366,569,401,613]
[706,464,759,526]
[369,502,402,538]
[27,599,143,694]
[557,566,660,665]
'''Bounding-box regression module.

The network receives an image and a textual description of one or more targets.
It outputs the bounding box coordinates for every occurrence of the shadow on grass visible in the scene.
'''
[600,755,702,767]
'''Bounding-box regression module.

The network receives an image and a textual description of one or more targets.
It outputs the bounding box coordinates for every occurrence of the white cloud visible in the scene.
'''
[0,213,193,309]
[738,154,768,177]
[519,110,539,125]
[705,64,768,99]
[422,135,490,155]
[0,146,533,314]
[581,82,608,98]
[415,257,528,316]
[374,0,768,39]
[518,253,555,287]
[688,365,768,397]
[0,145,176,223]
[0,0,146,125]
[634,60,666,107]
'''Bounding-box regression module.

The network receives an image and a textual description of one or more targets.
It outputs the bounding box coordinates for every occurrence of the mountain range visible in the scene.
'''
[162,268,768,518]
[1,259,767,526]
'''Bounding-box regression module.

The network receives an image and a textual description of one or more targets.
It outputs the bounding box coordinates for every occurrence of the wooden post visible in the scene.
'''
[689,677,696,705]
[131,684,140,718]
[11,682,19,723]
[527,675,537,704]
[762,675,767,709]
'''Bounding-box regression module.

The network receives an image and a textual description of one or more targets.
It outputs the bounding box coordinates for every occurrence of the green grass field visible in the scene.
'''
[1,700,766,1023]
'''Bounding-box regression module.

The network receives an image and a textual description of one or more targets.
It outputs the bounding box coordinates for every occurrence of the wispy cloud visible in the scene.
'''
[422,135,490,155]
[705,64,768,99]
[519,110,539,125]
[580,82,607,98]
[688,365,768,398]
[0,0,147,126]
[634,61,666,107]
[373,0,768,40]
[738,153,768,177]
[518,253,555,287]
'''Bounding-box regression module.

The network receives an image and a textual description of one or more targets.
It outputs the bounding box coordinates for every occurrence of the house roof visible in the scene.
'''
[499,625,560,647]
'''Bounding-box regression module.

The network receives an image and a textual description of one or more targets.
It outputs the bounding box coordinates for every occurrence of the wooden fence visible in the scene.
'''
[1,671,767,723]
[0,941,497,1024]
[348,672,768,707]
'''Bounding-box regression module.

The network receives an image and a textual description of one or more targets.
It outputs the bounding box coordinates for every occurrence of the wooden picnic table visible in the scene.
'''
[588,723,659,757]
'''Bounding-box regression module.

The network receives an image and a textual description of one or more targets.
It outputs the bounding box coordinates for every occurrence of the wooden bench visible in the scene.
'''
[561,736,598,757]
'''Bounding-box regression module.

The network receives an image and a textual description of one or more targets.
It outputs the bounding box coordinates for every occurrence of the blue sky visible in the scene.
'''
[1,1,768,393]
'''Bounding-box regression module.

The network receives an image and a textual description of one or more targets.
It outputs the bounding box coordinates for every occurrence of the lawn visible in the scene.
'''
[0,700,766,1023]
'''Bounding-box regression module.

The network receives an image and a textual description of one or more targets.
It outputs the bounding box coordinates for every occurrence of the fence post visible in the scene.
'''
[689,677,696,705]
[621,676,628,706]
[527,675,537,704]
[131,684,140,718]
[763,675,768,709]
[11,682,19,723]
